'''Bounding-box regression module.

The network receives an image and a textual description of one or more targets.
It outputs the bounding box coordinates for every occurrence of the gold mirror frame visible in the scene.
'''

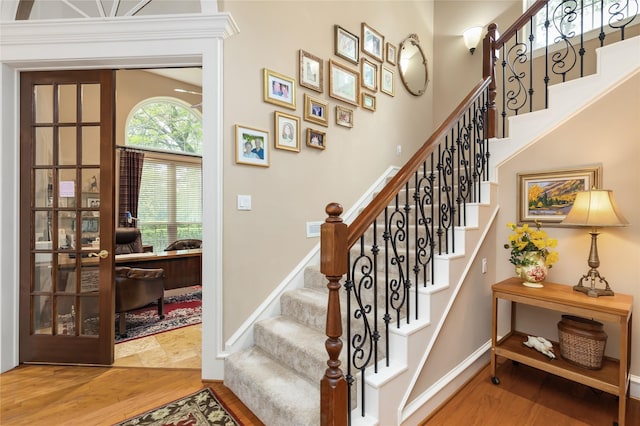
[398,34,428,96]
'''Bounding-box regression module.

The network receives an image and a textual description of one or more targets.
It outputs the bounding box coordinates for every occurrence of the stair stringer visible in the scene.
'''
[489,36,640,182]
[350,182,499,426]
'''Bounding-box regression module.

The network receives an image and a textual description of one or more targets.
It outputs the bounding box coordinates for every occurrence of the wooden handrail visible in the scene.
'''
[346,77,491,248]
[495,0,548,49]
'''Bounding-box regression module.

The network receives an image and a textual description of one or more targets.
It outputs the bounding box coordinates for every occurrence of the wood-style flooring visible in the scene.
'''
[2,332,639,425]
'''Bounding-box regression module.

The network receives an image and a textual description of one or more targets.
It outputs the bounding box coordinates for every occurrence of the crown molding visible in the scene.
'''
[0,13,239,64]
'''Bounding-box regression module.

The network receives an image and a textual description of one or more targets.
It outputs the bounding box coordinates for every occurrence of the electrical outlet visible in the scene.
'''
[482,258,487,274]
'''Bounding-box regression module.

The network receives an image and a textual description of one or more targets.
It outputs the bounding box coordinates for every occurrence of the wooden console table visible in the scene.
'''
[491,277,633,426]
[116,249,202,290]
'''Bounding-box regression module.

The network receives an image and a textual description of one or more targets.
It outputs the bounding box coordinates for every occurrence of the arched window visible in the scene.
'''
[125,97,202,252]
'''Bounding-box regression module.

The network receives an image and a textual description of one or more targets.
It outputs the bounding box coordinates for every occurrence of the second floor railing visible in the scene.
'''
[484,0,638,138]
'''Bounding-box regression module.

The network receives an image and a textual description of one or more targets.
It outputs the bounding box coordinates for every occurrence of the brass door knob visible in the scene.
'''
[88,249,109,259]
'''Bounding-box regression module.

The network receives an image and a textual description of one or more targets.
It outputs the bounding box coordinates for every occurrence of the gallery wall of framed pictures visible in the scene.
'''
[235,20,400,166]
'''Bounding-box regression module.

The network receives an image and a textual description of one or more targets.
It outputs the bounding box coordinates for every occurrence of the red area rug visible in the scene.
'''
[115,286,202,344]
[113,387,241,426]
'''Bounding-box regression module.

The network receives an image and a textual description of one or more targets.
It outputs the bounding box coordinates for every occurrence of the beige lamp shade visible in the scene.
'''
[562,189,629,227]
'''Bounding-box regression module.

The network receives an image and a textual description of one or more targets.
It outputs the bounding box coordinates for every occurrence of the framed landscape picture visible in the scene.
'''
[362,23,384,62]
[329,60,360,107]
[517,166,601,225]
[334,25,359,65]
[235,124,270,167]
[299,49,323,93]
[274,111,300,152]
[263,68,296,110]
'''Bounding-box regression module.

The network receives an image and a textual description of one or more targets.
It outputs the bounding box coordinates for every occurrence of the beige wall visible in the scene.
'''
[219,1,436,337]
[495,72,640,376]
[433,0,521,126]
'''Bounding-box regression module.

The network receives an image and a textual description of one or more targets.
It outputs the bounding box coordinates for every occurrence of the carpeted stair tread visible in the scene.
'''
[280,287,330,332]
[225,346,319,426]
[254,315,331,383]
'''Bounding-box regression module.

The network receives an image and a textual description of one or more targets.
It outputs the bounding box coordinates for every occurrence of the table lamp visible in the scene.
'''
[562,189,628,297]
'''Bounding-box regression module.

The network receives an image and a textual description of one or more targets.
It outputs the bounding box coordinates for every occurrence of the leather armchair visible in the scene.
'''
[115,266,165,337]
[114,228,166,337]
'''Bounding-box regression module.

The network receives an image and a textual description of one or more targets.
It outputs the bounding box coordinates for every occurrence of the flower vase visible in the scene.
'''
[515,251,548,288]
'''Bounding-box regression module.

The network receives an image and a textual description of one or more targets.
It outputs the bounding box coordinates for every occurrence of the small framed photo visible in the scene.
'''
[274,111,300,152]
[336,105,354,128]
[299,49,323,93]
[360,58,378,92]
[381,66,395,96]
[361,92,376,112]
[306,128,326,150]
[329,60,360,107]
[362,23,384,62]
[87,197,100,208]
[235,124,270,167]
[386,42,397,65]
[517,166,602,225]
[334,25,359,65]
[303,94,329,127]
[263,68,296,110]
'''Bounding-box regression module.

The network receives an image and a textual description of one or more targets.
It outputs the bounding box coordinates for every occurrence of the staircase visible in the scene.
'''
[225,34,640,426]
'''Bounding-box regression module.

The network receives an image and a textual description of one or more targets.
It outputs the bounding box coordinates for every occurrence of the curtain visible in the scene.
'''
[118,149,144,227]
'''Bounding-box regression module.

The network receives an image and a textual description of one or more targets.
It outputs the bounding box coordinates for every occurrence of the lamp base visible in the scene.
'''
[573,268,614,298]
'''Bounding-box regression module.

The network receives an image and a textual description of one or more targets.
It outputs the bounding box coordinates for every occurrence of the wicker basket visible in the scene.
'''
[557,315,607,370]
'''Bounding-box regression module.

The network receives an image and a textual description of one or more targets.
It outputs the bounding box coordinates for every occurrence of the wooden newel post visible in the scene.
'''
[482,23,498,139]
[320,202,348,426]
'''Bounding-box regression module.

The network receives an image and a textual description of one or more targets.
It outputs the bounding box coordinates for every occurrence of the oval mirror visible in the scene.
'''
[398,34,429,96]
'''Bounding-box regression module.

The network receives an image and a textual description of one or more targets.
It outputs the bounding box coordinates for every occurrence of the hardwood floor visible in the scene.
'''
[424,360,640,425]
[2,345,638,425]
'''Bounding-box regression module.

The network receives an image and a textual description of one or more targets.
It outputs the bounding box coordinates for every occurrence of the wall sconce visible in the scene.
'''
[562,189,629,297]
[463,26,483,55]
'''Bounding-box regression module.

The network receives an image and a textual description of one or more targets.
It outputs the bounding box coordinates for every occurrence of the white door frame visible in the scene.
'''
[0,13,239,379]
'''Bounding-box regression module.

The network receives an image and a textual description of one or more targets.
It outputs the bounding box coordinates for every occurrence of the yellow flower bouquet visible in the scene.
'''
[504,221,559,268]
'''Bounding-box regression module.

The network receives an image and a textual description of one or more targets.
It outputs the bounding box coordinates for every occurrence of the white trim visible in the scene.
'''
[0,14,239,380]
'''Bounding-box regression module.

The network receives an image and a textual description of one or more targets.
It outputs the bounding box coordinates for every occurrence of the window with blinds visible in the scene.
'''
[137,155,202,251]
[125,96,202,251]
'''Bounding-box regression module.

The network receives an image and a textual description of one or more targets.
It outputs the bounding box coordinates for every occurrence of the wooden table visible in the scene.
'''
[491,277,633,426]
[116,249,202,290]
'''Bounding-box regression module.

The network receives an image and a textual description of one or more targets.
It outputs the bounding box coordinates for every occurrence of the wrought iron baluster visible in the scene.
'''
[551,0,578,82]
[608,0,639,41]
[383,207,391,367]
[388,195,407,328]
[505,30,528,116]
[528,17,535,112]
[371,220,380,374]
[403,182,411,324]
[349,236,375,417]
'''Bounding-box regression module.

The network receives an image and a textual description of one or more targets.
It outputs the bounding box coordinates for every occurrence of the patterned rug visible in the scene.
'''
[115,286,202,343]
[114,388,240,426]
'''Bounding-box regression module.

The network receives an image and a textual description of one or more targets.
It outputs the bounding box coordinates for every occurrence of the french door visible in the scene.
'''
[19,70,116,365]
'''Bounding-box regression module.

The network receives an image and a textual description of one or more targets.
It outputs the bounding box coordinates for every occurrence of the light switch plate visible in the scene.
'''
[237,195,252,210]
